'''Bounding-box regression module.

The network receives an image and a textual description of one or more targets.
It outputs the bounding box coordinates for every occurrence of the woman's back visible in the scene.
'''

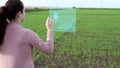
[0,23,35,68]
[0,0,54,67]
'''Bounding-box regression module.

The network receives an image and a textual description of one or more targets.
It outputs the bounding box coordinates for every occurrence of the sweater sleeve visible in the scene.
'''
[25,29,54,54]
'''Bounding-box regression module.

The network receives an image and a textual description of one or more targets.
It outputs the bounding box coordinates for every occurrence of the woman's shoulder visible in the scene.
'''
[22,28,40,41]
[23,28,37,36]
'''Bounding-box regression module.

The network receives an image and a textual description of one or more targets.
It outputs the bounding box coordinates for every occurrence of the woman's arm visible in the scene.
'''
[26,17,54,54]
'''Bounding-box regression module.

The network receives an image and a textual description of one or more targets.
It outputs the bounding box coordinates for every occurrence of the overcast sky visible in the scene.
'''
[0,0,120,8]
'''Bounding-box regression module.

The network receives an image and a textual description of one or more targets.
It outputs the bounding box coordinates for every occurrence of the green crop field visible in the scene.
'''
[22,9,120,68]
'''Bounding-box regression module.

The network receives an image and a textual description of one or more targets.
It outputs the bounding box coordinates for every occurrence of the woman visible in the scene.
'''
[0,0,54,68]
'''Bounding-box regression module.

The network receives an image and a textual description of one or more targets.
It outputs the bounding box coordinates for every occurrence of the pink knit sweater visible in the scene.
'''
[0,22,54,68]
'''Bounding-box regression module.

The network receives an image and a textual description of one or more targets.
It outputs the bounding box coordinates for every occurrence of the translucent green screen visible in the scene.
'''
[50,9,76,32]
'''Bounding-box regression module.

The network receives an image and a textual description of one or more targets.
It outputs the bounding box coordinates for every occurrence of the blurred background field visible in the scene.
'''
[22,8,120,68]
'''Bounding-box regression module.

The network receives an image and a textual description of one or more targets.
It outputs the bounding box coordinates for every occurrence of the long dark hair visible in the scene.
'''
[0,0,24,45]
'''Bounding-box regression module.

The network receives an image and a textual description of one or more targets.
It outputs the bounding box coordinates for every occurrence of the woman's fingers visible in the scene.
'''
[46,16,54,31]
[48,16,50,24]
[46,16,50,26]
[50,17,52,24]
